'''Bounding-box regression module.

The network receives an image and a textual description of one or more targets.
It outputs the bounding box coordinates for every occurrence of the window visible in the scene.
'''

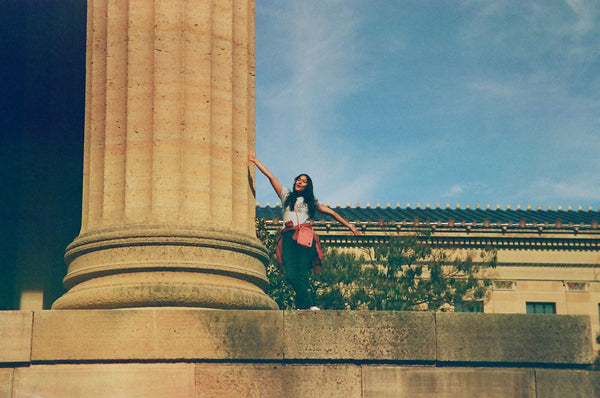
[455,300,483,313]
[526,302,556,314]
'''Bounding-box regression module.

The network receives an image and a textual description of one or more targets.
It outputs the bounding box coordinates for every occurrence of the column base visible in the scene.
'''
[52,225,278,310]
[52,271,278,309]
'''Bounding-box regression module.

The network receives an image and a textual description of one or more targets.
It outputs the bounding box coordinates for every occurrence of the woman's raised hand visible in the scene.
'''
[248,154,282,196]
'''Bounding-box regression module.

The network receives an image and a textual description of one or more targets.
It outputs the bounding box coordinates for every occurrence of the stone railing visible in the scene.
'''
[1,310,599,397]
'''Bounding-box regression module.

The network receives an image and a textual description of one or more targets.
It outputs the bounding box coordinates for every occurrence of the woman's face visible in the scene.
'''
[294,175,309,192]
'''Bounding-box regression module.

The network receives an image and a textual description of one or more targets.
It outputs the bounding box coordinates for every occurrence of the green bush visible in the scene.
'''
[256,220,497,311]
[255,219,295,309]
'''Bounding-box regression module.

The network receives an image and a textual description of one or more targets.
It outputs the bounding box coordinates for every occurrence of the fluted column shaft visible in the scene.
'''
[53,0,276,310]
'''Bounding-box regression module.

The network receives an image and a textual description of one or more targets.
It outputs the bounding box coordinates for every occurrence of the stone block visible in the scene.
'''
[32,309,283,361]
[436,313,593,365]
[0,369,13,398]
[535,369,600,398]
[283,311,435,361]
[0,311,32,363]
[362,366,535,398]
[195,363,361,397]
[13,363,195,398]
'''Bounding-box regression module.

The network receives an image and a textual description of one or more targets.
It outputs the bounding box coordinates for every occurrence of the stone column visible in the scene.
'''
[53,0,277,309]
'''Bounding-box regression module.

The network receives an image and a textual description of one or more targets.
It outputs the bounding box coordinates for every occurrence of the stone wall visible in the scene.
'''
[1,310,599,397]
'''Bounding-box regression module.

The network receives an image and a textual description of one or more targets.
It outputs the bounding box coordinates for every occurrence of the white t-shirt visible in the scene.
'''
[279,187,320,227]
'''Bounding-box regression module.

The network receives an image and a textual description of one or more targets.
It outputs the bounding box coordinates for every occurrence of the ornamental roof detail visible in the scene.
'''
[256,202,600,228]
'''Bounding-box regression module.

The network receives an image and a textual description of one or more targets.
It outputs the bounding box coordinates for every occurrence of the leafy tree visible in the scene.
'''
[255,219,295,309]
[313,232,497,311]
[309,249,371,310]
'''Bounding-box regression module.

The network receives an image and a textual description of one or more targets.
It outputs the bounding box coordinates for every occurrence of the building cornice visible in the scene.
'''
[259,219,600,252]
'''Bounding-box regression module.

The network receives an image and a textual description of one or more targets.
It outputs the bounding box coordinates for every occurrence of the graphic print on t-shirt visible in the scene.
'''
[294,197,308,213]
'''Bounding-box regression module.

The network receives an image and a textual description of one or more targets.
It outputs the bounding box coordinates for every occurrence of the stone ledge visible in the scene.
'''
[0,311,32,363]
[6,364,600,398]
[436,313,593,366]
[0,369,13,398]
[195,363,362,397]
[362,366,536,398]
[13,363,195,398]
[535,369,600,398]
[31,309,284,362]
[1,309,599,397]
[0,309,593,366]
[283,310,435,361]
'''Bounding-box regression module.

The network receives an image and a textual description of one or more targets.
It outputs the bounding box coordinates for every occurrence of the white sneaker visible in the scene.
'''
[309,306,320,311]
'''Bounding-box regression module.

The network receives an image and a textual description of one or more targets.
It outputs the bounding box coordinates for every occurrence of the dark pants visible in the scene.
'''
[281,231,317,309]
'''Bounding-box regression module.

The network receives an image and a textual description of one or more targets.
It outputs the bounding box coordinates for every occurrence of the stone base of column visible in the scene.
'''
[52,225,278,310]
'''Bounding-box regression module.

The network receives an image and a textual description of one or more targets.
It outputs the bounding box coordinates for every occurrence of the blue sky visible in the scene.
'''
[253,1,600,211]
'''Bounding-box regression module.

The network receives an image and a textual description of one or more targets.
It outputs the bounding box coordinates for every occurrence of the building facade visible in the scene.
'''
[257,201,600,346]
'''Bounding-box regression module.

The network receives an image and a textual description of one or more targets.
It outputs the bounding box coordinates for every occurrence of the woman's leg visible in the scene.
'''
[281,232,316,309]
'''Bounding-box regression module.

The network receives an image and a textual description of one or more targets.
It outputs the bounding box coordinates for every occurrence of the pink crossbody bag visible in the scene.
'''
[295,210,314,248]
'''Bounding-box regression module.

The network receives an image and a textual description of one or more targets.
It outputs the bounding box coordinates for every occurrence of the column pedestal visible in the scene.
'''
[53,225,276,309]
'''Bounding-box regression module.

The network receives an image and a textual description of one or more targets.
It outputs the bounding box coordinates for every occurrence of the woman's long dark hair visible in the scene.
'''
[284,174,317,219]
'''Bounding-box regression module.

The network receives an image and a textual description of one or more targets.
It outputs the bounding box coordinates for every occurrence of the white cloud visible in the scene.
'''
[565,0,599,36]
[440,182,493,201]
[442,185,464,198]
[466,80,526,98]
[259,1,365,119]
[255,1,600,209]
[521,177,600,205]
[256,1,372,202]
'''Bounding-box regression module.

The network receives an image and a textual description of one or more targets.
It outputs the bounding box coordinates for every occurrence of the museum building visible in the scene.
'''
[256,201,600,346]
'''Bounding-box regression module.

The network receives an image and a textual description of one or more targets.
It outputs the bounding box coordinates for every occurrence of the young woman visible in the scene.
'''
[249,154,361,310]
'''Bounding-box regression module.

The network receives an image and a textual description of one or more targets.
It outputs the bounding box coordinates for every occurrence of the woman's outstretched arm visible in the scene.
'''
[249,154,283,197]
[317,204,361,235]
